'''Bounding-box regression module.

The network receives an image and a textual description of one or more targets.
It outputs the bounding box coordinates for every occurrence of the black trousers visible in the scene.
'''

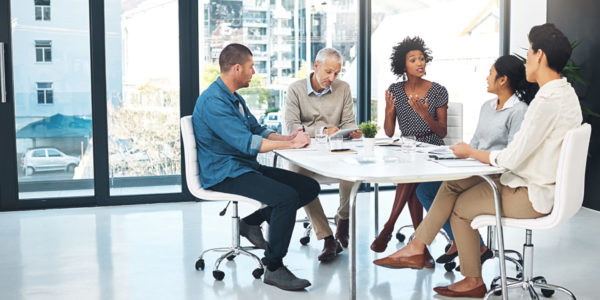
[210,165,319,264]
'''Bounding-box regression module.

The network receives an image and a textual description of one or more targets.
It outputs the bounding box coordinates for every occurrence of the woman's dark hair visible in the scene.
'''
[494,55,539,104]
[528,23,572,73]
[390,36,432,78]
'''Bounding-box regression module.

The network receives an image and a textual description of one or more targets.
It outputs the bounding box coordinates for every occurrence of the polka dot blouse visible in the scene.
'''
[388,81,449,146]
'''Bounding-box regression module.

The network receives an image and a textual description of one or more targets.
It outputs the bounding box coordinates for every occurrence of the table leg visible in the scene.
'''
[478,175,508,300]
[374,183,379,235]
[348,181,361,300]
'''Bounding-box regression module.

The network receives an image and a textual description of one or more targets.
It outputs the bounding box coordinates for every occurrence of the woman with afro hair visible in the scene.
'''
[370,36,449,253]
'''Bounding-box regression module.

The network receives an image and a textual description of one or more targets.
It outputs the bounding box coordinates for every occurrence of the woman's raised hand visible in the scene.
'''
[408,94,429,118]
[385,89,396,111]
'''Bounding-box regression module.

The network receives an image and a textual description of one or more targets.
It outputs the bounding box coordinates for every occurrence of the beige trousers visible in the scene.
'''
[289,163,353,240]
[414,176,547,277]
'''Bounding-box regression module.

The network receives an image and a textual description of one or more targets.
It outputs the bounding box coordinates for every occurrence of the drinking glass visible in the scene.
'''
[315,127,328,150]
[401,135,417,151]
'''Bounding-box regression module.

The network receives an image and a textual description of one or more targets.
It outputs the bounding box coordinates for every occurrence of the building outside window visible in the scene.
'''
[36,82,53,104]
[34,0,51,21]
[35,40,52,62]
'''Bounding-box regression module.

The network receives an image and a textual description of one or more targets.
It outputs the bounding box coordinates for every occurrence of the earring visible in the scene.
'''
[402,70,407,81]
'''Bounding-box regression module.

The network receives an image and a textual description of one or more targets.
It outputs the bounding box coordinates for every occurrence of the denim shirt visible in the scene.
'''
[192,77,275,188]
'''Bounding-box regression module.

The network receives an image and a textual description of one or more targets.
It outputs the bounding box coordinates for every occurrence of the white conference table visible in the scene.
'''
[274,140,509,300]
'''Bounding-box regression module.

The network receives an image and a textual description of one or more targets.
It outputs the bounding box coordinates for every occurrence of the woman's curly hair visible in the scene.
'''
[390,36,433,77]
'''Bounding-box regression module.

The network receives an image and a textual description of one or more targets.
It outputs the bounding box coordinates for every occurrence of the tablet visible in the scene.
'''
[329,127,359,139]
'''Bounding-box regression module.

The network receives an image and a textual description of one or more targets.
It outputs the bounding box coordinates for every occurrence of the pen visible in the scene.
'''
[302,125,305,132]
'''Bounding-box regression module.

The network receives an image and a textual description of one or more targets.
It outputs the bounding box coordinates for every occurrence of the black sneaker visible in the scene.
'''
[264,266,311,291]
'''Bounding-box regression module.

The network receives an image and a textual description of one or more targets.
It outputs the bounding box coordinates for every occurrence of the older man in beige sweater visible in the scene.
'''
[284,48,361,262]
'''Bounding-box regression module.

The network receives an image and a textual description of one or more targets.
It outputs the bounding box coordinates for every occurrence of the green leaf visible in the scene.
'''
[358,121,379,138]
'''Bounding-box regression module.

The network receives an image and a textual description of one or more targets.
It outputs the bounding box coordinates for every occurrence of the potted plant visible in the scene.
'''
[358,121,379,155]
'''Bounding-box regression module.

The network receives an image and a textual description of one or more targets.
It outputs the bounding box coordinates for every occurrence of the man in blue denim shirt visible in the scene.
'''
[192,43,320,291]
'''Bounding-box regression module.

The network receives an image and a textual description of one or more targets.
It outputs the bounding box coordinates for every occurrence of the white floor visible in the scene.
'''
[0,190,598,300]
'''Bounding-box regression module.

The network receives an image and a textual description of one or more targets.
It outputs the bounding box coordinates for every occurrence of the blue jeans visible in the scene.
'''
[416,181,484,247]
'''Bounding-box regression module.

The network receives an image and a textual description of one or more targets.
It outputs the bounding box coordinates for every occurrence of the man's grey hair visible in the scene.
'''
[314,48,343,65]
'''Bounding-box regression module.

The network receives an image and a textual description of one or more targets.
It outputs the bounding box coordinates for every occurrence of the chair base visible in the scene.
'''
[486,229,576,300]
[195,246,264,280]
[486,276,576,300]
[195,201,264,281]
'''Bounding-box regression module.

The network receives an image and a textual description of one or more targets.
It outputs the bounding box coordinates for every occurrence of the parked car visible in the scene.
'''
[21,148,80,175]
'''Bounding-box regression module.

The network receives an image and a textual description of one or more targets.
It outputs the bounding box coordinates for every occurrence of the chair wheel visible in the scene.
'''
[252,268,264,279]
[213,270,225,281]
[195,259,205,271]
[303,222,310,228]
[444,261,456,272]
[541,288,555,297]
[300,236,310,245]
[532,276,555,298]
[261,257,269,266]
[490,283,502,296]
[226,254,235,261]
[396,232,405,242]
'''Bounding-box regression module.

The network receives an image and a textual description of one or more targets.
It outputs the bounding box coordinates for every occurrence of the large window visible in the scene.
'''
[35,40,52,62]
[105,0,181,196]
[199,0,359,146]
[34,0,51,21]
[370,0,500,141]
[12,0,94,200]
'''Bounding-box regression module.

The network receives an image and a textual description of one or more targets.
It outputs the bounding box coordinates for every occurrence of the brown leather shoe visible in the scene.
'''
[433,283,487,298]
[335,216,349,248]
[318,239,342,262]
[370,230,393,253]
[373,248,435,269]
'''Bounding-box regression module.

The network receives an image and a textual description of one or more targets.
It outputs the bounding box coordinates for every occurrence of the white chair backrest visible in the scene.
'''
[181,116,204,195]
[552,123,591,224]
[444,102,463,146]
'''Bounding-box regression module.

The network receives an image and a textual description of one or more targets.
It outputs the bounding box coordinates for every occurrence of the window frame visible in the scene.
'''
[36,82,53,104]
[34,0,51,21]
[34,40,52,63]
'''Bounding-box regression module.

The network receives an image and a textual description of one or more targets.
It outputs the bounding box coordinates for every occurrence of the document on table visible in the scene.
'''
[428,146,457,159]
[375,138,402,146]
[433,158,489,167]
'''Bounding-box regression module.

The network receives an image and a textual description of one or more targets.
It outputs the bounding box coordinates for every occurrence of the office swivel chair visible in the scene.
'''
[471,123,590,299]
[181,116,264,281]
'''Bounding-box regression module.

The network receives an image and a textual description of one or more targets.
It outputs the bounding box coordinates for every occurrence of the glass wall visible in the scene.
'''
[12,0,94,199]
[198,0,358,149]
[369,0,500,141]
[105,0,181,196]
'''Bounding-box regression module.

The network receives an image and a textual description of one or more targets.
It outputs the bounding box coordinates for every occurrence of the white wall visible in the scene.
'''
[509,0,547,57]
